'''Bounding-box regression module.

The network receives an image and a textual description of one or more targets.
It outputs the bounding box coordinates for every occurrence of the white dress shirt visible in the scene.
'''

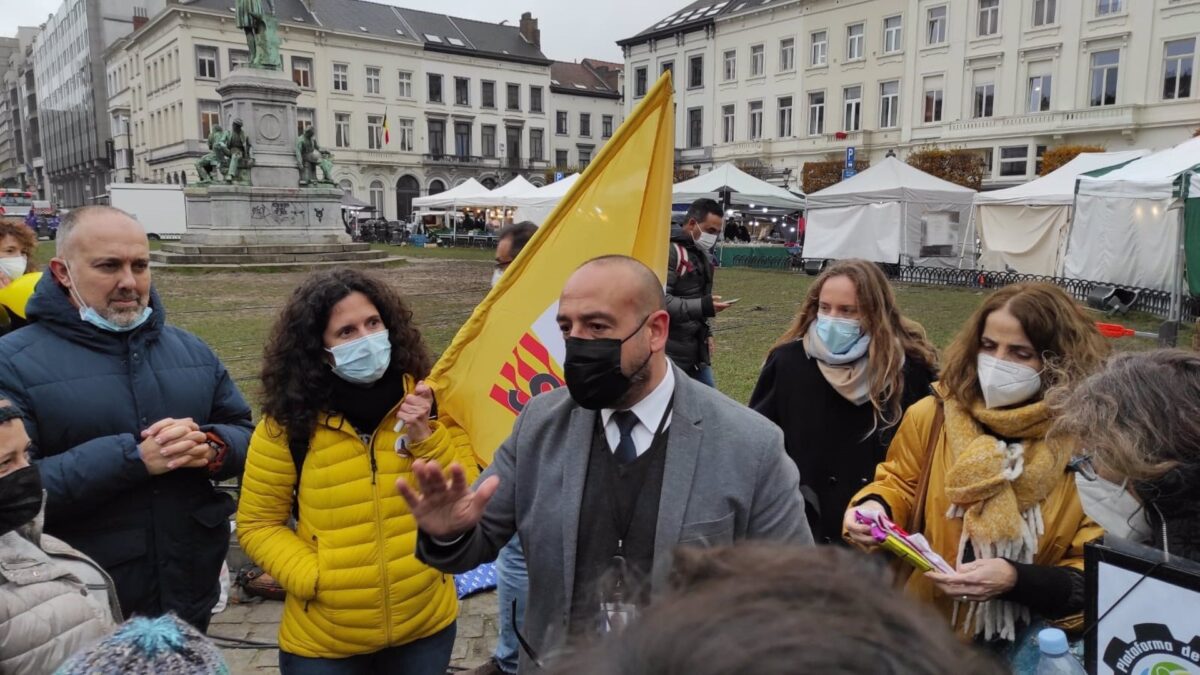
[599,366,676,457]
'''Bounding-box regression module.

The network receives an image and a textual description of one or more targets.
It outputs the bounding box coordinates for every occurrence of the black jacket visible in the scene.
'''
[665,226,715,372]
[749,340,935,543]
[0,274,253,628]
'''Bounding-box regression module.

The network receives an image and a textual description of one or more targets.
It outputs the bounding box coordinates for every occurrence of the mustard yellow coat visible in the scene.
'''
[849,395,1103,634]
[236,376,478,658]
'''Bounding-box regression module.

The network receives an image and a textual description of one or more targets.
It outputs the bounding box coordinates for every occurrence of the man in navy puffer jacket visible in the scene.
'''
[0,206,252,630]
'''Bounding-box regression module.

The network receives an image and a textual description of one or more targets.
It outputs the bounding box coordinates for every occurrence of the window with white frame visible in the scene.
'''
[292,57,312,88]
[748,100,764,139]
[398,118,414,152]
[482,125,496,157]
[602,115,614,138]
[1028,63,1053,112]
[723,50,737,81]
[454,77,469,105]
[454,122,471,157]
[531,86,544,113]
[295,108,314,136]
[927,6,947,45]
[847,24,864,61]
[722,104,735,142]
[973,69,996,118]
[1096,0,1122,15]
[923,76,944,122]
[398,71,413,98]
[196,46,218,79]
[580,113,592,137]
[556,111,568,135]
[1163,38,1194,100]
[199,99,220,137]
[335,112,351,148]
[481,81,495,108]
[884,16,902,53]
[507,83,520,110]
[333,63,349,92]
[635,67,648,97]
[808,91,825,135]
[428,120,445,156]
[530,129,544,161]
[880,80,899,128]
[811,31,828,66]
[843,85,862,132]
[366,66,381,95]
[687,108,703,148]
[1000,146,1029,177]
[230,49,250,71]
[978,0,999,36]
[369,181,384,211]
[1032,0,1056,26]
[750,44,765,76]
[367,115,384,150]
[778,96,793,136]
[688,54,704,88]
[428,74,443,103]
[1090,49,1119,106]
[780,38,795,72]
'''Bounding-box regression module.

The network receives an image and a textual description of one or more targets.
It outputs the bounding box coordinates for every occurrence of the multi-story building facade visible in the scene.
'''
[13,27,47,198]
[549,59,624,171]
[107,1,598,221]
[34,0,165,207]
[0,37,21,188]
[621,0,1200,190]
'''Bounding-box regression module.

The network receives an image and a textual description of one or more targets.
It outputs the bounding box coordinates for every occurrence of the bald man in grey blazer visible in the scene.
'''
[400,255,812,672]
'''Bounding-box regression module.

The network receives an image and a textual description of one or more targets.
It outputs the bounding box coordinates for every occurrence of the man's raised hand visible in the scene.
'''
[396,459,499,539]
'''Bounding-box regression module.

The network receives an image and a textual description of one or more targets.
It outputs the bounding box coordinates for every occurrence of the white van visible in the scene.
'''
[108,184,187,240]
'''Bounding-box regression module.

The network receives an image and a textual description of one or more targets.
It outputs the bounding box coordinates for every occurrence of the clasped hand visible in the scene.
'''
[138,417,211,475]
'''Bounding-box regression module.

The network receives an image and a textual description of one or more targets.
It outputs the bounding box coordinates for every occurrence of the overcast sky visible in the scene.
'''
[0,0,686,62]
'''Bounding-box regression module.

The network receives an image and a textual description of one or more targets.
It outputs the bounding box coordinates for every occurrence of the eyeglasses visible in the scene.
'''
[1068,454,1098,482]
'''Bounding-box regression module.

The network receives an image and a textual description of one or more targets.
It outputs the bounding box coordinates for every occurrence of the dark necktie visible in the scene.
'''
[612,411,639,465]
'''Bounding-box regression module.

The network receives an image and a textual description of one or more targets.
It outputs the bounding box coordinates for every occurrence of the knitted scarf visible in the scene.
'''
[941,390,1067,642]
[803,330,872,406]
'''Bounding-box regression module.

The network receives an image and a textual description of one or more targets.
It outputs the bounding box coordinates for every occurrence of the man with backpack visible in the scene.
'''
[666,198,730,387]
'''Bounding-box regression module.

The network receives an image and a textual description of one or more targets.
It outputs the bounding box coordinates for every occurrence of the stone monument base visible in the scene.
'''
[150,241,390,267]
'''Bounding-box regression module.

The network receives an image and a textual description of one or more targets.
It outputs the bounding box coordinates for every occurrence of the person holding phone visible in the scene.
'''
[750,259,937,544]
[666,199,730,388]
[843,283,1105,652]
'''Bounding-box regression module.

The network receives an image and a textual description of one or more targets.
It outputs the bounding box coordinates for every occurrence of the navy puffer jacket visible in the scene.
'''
[0,273,252,628]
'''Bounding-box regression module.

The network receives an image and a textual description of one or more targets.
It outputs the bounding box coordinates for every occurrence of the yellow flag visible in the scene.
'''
[0,272,42,319]
[428,73,675,465]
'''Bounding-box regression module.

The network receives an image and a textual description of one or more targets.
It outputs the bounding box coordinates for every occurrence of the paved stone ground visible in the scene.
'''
[212,591,500,674]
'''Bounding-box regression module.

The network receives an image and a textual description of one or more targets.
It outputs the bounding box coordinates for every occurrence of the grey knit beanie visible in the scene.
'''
[54,613,230,675]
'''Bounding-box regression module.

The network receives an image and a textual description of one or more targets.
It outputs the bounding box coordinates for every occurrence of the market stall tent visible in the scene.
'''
[411,178,491,209]
[672,162,805,210]
[510,174,581,225]
[972,150,1147,275]
[1063,137,1200,293]
[455,175,537,208]
[804,156,976,268]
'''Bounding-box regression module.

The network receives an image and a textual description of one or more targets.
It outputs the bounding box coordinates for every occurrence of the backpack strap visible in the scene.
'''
[672,243,694,277]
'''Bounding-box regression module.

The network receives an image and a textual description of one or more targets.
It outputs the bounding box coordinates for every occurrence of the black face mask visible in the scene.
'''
[564,315,653,411]
[0,464,43,535]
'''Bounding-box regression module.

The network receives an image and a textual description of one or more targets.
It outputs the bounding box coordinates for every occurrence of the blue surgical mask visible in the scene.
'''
[815,314,863,355]
[327,331,392,384]
[65,264,153,333]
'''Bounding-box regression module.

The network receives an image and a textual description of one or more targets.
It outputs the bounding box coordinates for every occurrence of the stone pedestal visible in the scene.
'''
[161,68,384,267]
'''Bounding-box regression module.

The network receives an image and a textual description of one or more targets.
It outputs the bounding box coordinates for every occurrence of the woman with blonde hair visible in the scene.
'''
[844,282,1107,653]
[750,259,937,543]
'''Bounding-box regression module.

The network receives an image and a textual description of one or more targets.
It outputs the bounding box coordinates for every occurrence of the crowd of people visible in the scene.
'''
[0,202,1197,675]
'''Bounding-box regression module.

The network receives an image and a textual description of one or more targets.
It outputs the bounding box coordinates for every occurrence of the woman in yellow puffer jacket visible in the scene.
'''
[237,268,477,674]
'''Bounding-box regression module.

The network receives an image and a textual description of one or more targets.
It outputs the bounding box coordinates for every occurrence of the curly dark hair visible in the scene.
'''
[260,268,432,446]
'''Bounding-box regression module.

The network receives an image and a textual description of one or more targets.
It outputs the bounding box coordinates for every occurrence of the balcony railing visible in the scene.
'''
[944,105,1139,139]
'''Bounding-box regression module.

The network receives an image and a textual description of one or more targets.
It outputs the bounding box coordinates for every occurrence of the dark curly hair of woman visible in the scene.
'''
[260,268,431,446]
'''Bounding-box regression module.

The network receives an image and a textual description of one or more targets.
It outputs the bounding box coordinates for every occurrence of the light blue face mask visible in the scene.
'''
[815,314,863,355]
[327,330,392,384]
[65,264,153,333]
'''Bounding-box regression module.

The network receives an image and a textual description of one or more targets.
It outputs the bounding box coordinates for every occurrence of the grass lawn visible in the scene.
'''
[20,243,1192,408]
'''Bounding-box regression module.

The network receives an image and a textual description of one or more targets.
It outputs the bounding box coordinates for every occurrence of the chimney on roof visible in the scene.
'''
[519,12,540,48]
[132,7,149,31]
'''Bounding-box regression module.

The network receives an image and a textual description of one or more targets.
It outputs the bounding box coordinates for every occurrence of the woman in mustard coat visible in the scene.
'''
[237,268,476,674]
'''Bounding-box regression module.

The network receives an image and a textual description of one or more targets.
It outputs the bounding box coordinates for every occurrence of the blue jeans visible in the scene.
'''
[493,536,527,674]
[278,623,456,675]
[690,364,716,388]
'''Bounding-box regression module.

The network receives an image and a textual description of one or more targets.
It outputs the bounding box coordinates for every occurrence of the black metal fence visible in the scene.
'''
[719,250,1198,321]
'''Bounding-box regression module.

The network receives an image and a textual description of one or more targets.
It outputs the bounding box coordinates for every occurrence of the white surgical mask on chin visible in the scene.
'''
[976,353,1042,409]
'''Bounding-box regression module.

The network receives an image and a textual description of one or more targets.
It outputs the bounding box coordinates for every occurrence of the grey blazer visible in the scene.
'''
[417,365,812,671]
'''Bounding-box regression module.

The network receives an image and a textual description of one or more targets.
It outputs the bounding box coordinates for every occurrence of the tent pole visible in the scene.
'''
[958,206,976,270]
[1170,197,1186,327]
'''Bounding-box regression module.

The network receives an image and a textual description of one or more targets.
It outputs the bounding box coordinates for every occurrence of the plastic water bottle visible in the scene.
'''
[1035,628,1086,675]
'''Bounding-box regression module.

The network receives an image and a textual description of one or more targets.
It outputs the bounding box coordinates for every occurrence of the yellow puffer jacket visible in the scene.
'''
[236,375,478,658]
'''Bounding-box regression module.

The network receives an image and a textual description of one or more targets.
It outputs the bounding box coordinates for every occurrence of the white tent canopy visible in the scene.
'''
[672,162,805,210]
[455,175,537,207]
[973,150,1147,275]
[411,178,490,208]
[1063,137,1200,291]
[804,157,976,268]
[510,174,581,225]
